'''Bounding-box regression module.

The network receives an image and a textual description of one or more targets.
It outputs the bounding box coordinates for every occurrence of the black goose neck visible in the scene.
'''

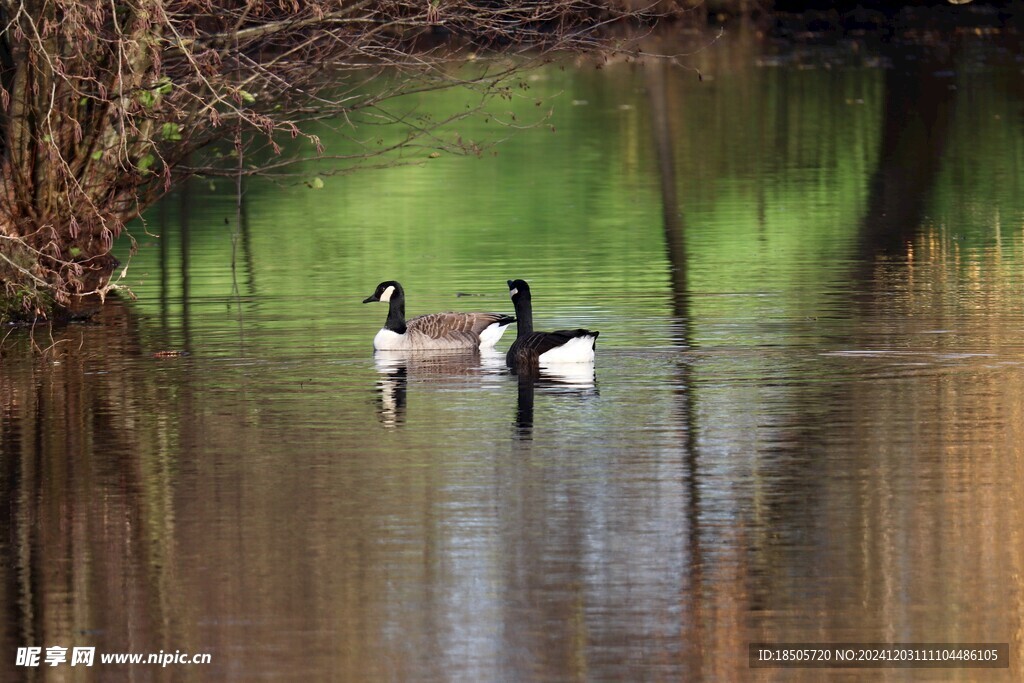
[384,290,407,334]
[512,293,534,337]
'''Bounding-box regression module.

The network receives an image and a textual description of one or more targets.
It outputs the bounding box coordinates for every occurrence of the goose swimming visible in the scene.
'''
[363,280,515,351]
[505,279,599,366]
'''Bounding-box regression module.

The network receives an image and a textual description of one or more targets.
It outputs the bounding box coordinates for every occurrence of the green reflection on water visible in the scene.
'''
[116,39,1024,357]
[119,57,889,354]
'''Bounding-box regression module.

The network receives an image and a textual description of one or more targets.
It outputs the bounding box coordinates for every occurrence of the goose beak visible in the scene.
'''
[507,280,514,289]
[362,294,378,303]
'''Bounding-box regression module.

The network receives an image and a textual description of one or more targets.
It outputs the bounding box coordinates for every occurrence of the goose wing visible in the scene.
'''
[406,312,499,344]
[466,312,516,336]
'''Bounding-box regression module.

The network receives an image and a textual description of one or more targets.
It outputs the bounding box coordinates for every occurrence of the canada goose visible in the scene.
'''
[505,279,599,365]
[363,280,515,351]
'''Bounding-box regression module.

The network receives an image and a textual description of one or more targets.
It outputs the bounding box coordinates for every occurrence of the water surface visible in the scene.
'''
[2,27,1024,681]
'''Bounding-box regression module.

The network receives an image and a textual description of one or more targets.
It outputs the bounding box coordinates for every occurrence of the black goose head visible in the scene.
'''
[363,280,403,304]
[507,279,532,304]
[364,280,408,333]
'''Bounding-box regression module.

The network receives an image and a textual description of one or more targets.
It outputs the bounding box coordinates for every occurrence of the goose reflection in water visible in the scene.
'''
[372,349,597,436]
[512,362,598,441]
[372,349,504,428]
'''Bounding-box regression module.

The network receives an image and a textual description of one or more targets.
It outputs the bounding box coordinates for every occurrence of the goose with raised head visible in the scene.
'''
[363,280,515,351]
[505,279,599,366]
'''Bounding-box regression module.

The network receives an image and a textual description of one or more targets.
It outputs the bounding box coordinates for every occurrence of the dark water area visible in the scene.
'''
[2,24,1024,682]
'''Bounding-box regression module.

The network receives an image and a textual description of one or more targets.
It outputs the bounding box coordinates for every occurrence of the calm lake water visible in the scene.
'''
[3,25,1024,681]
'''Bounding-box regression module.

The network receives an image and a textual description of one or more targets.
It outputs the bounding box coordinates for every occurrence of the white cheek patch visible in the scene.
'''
[379,285,395,303]
[509,288,518,297]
